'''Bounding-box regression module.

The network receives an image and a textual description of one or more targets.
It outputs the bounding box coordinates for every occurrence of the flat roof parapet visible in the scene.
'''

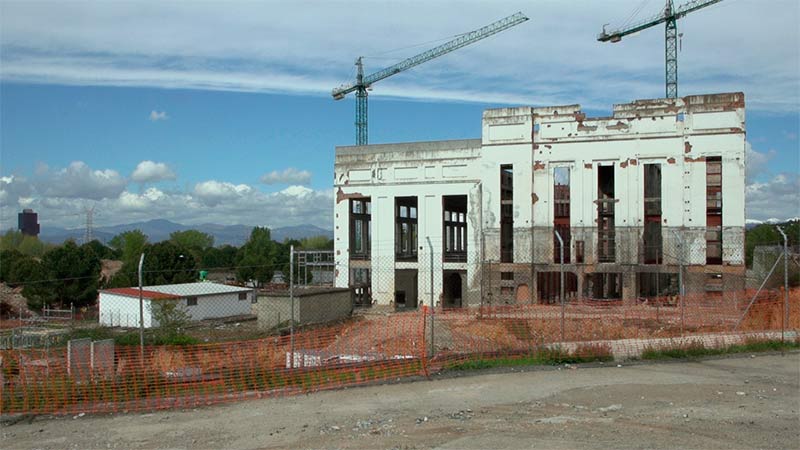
[336,138,481,156]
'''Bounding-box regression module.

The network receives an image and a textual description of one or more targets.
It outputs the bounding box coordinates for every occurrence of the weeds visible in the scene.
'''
[641,338,800,360]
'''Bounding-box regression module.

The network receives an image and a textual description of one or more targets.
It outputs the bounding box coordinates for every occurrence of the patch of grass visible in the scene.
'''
[445,344,614,371]
[641,338,800,360]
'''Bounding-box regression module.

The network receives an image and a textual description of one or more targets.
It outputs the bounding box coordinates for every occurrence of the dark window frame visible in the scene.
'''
[349,198,371,260]
[395,197,418,261]
[443,195,468,262]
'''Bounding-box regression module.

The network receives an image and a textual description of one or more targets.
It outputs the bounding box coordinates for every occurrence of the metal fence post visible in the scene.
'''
[554,229,565,342]
[290,244,295,369]
[137,253,145,360]
[426,237,435,358]
[672,230,685,336]
[777,226,789,343]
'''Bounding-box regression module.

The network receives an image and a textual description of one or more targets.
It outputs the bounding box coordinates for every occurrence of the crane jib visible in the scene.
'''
[331,12,529,99]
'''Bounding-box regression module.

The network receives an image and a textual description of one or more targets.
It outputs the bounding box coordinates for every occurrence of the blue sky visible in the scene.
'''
[1,0,798,231]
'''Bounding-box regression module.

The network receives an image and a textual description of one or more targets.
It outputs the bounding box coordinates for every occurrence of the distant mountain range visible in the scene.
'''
[37,219,332,246]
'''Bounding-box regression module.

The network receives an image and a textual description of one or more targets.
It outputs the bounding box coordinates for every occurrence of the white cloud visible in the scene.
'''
[149,110,168,121]
[260,168,312,185]
[746,172,800,221]
[36,161,126,200]
[193,180,253,206]
[745,141,777,183]
[130,160,176,183]
[0,175,32,205]
[0,1,797,111]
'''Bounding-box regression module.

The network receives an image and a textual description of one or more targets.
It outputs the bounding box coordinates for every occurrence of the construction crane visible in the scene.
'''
[598,0,723,99]
[332,12,529,145]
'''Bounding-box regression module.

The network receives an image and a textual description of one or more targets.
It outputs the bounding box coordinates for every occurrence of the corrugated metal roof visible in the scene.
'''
[101,282,251,299]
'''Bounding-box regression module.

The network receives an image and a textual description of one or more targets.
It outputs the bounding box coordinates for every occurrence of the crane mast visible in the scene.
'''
[333,12,529,145]
[598,0,723,98]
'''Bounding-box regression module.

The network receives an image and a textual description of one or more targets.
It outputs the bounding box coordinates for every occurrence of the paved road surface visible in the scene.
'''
[3,352,798,449]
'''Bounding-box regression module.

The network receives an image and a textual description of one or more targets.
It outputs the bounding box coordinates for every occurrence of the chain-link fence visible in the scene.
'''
[1,234,798,415]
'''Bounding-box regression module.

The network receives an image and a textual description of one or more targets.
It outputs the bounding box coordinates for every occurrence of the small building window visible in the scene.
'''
[186,297,198,306]
[238,292,248,301]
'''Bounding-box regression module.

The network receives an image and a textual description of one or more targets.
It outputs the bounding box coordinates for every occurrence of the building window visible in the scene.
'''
[238,292,248,301]
[443,195,467,262]
[706,157,723,264]
[350,198,371,259]
[553,167,571,263]
[395,197,418,261]
[643,163,663,264]
[500,165,514,263]
[597,164,616,263]
[186,297,198,306]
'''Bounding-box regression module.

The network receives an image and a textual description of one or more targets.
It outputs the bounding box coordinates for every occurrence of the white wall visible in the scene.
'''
[99,293,153,328]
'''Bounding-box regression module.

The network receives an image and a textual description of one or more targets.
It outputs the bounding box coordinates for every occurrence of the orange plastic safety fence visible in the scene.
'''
[0,311,426,415]
[2,290,798,416]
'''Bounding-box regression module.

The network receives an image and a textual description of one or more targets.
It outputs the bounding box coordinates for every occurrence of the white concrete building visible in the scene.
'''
[333,93,746,307]
[99,282,254,328]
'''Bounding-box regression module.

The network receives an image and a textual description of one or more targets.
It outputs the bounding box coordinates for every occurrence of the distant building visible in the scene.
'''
[18,209,40,237]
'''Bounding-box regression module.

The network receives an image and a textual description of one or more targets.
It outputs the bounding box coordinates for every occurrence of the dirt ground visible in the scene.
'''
[3,352,798,450]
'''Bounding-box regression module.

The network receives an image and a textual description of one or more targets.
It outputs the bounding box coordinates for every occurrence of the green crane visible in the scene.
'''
[598,0,723,99]
[332,12,529,146]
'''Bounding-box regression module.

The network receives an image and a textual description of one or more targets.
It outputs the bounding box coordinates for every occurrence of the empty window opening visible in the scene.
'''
[643,164,663,264]
[443,271,464,308]
[395,197,418,261]
[706,157,723,264]
[705,273,723,291]
[637,273,678,298]
[500,271,514,281]
[588,272,622,300]
[350,198,371,259]
[500,165,514,262]
[553,167,571,263]
[394,269,418,309]
[597,165,616,263]
[186,297,198,306]
[351,268,372,307]
[238,292,248,301]
[443,195,468,262]
[537,271,578,304]
[575,240,585,264]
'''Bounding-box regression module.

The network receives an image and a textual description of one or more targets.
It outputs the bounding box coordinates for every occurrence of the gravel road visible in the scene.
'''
[3,352,798,449]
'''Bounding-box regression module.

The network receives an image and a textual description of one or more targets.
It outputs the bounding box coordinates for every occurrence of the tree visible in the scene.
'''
[150,299,192,343]
[0,230,51,257]
[0,249,40,285]
[109,230,148,266]
[236,227,278,287]
[83,239,118,260]
[22,240,101,309]
[201,244,239,269]
[0,229,25,252]
[745,221,800,267]
[141,241,198,286]
[170,230,214,262]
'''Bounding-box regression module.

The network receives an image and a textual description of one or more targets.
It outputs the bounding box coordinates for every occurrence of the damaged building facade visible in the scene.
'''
[333,92,746,307]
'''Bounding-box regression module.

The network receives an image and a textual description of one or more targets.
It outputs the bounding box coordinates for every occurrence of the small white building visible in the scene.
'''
[99,282,255,328]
